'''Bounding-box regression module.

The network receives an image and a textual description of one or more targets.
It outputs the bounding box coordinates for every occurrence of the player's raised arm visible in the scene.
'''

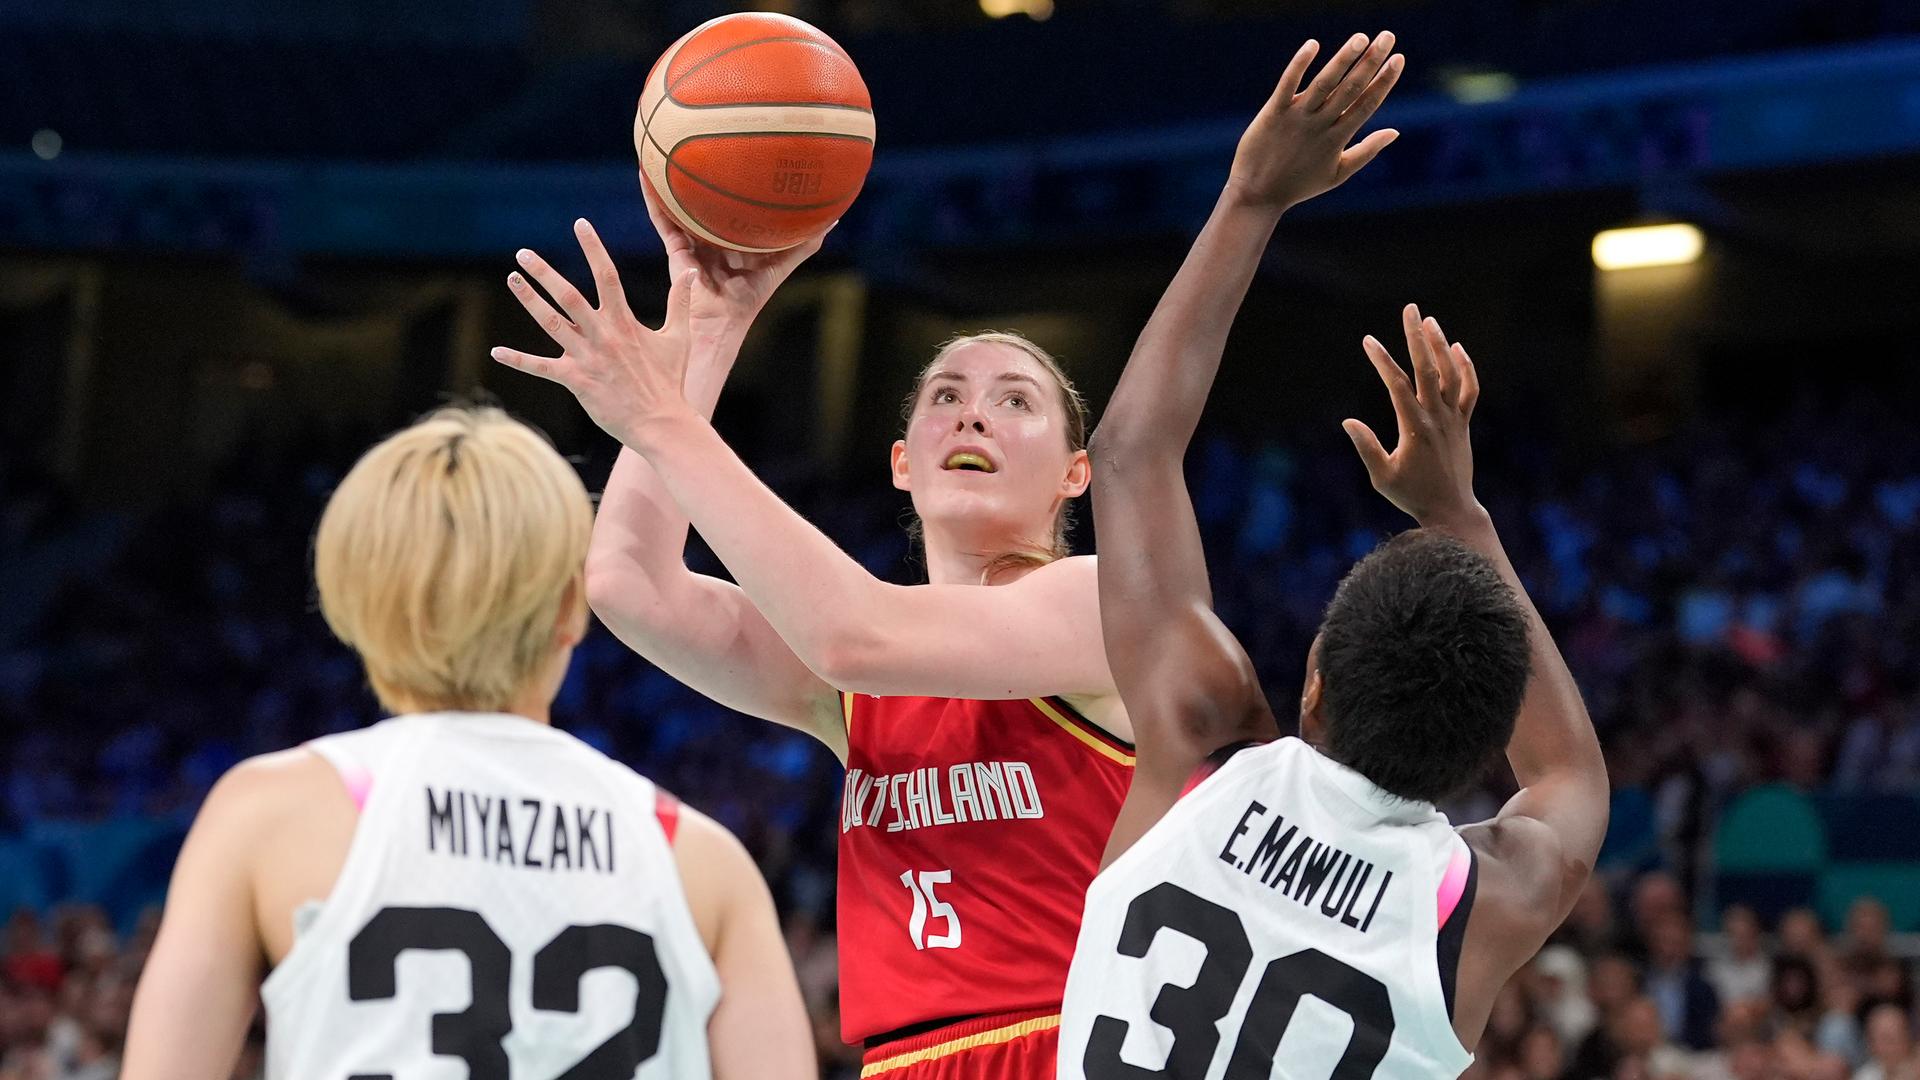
[1091,33,1403,857]
[496,240,1122,711]
[494,209,849,753]
[1342,306,1608,928]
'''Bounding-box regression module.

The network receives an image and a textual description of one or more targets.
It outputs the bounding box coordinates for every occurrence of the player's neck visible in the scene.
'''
[922,526,1047,586]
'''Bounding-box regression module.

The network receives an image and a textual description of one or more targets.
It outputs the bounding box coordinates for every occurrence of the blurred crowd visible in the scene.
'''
[1466,883,1916,1080]
[0,388,1915,1077]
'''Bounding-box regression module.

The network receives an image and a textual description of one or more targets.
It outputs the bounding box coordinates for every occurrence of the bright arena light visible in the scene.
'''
[1591,223,1704,270]
[980,0,1054,20]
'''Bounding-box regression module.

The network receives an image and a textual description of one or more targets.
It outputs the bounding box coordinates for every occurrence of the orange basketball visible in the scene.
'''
[636,13,875,253]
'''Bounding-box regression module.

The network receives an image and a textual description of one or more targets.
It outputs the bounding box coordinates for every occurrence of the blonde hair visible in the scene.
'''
[901,331,1090,581]
[313,406,592,714]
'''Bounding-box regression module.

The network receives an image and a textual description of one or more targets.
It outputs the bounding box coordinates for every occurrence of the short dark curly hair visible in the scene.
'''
[1316,529,1532,803]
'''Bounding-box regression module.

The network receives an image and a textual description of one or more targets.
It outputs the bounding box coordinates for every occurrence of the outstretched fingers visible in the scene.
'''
[1322,32,1395,119]
[489,345,570,386]
[1272,38,1322,109]
[1361,333,1419,438]
[507,269,585,354]
[1301,33,1371,111]
[1333,52,1404,143]
[1454,342,1481,417]
[515,248,593,329]
[1342,418,1392,483]
[1334,127,1398,183]
[573,219,630,318]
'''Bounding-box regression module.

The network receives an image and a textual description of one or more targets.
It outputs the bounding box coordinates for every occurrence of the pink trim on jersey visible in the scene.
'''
[656,792,681,845]
[1437,841,1471,929]
[339,765,374,811]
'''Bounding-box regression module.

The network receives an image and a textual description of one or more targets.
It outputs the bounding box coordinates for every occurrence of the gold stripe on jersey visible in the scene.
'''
[842,690,855,735]
[1030,698,1135,767]
[859,1013,1060,1077]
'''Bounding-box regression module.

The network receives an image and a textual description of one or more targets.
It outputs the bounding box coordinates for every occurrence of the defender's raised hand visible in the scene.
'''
[492,218,699,449]
[1227,32,1403,213]
[1343,303,1483,527]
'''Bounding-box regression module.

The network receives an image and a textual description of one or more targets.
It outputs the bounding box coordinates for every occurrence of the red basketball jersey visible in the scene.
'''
[835,692,1133,1045]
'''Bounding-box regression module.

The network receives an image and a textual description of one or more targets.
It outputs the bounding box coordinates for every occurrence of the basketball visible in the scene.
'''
[636,13,875,253]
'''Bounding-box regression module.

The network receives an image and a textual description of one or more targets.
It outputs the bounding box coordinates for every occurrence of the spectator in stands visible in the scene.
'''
[1610,996,1694,1080]
[1854,1003,1918,1080]
[1643,911,1720,1050]
[1843,900,1895,989]
[1534,944,1600,1047]
[1710,905,1775,1006]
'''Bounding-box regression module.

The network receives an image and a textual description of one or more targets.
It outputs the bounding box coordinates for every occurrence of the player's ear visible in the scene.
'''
[890,439,911,492]
[554,575,589,650]
[1299,637,1327,743]
[1059,448,1090,498]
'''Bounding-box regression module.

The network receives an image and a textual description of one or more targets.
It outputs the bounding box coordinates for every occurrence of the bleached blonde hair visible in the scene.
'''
[313,406,591,714]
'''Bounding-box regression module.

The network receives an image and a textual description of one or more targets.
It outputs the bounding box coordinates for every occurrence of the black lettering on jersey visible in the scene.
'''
[1219,801,1266,867]
[456,790,470,855]
[549,802,572,870]
[948,764,979,823]
[428,788,457,853]
[1314,852,1355,913]
[519,798,545,869]
[1251,820,1298,887]
[1294,845,1344,907]
[1359,869,1393,932]
[1271,835,1308,895]
[494,798,516,866]
[475,795,496,860]
[1335,861,1374,926]
[605,809,614,873]
[576,807,601,872]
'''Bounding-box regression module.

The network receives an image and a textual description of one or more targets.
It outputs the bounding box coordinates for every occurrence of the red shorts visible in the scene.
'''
[860,1009,1059,1080]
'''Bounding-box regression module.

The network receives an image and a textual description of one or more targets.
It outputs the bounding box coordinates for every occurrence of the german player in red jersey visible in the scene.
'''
[490,32,1400,1076]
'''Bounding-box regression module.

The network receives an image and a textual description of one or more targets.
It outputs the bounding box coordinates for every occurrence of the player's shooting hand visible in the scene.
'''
[1226,32,1403,214]
[1342,304,1484,528]
[642,177,827,355]
[492,218,700,449]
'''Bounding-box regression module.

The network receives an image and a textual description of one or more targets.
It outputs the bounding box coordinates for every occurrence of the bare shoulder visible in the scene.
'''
[670,803,764,955]
[201,748,343,831]
[1456,816,1565,944]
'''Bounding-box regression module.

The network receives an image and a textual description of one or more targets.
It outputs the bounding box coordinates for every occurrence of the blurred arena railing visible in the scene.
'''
[0,39,1916,261]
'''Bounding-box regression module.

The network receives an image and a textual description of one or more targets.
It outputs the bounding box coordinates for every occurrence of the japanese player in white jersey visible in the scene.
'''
[1058,36,1609,1079]
[120,407,815,1080]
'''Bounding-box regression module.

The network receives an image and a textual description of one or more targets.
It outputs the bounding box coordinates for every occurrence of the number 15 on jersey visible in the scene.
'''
[898,869,961,951]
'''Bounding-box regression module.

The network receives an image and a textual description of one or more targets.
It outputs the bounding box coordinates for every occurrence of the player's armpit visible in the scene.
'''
[1100,620,1273,866]
[1486,773,1606,923]
[586,546,847,755]
[673,808,817,1080]
[122,763,274,1080]
[1446,815,1579,1043]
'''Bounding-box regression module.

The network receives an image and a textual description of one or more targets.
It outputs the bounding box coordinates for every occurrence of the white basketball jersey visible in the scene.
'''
[1059,737,1473,1080]
[261,713,720,1080]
